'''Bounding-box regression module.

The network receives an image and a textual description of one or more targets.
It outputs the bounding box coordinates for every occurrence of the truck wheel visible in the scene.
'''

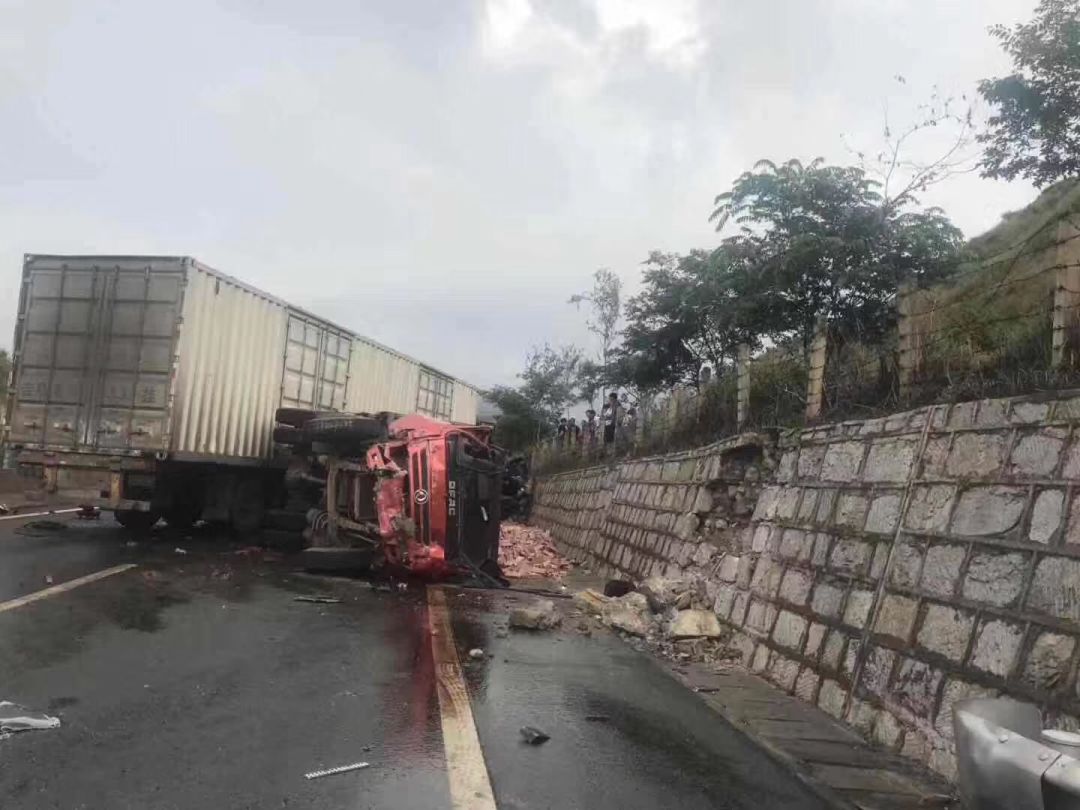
[231,478,265,535]
[303,415,386,443]
[115,509,160,532]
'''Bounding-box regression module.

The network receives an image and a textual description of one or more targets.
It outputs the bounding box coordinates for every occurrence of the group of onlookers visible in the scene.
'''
[555,393,637,452]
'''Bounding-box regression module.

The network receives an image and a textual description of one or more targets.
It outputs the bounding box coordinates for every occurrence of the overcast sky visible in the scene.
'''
[0,0,1041,389]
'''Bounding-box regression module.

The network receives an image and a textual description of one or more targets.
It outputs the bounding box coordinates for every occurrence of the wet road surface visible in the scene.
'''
[0,514,828,809]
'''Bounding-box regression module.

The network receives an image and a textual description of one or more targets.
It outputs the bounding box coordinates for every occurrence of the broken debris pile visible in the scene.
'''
[0,701,60,736]
[498,522,571,579]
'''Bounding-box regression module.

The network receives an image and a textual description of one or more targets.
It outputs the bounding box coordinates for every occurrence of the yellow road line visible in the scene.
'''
[427,587,498,810]
[0,564,137,614]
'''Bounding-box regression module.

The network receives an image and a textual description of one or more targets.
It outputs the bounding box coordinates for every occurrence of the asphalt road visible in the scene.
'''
[0,514,828,810]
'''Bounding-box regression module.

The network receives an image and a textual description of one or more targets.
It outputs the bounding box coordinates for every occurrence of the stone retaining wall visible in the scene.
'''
[531,392,1080,780]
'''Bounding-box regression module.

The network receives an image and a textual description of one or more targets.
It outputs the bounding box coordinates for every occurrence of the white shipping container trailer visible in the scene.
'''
[6,255,481,531]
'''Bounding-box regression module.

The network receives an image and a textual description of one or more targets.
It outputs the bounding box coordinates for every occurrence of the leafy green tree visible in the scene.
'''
[518,343,583,426]
[569,269,622,384]
[978,0,1080,185]
[485,386,548,452]
[710,158,964,347]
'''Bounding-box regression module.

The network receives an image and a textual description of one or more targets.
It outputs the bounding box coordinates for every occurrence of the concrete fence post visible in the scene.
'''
[897,282,916,400]
[1053,216,1080,369]
[737,343,751,428]
[805,317,828,421]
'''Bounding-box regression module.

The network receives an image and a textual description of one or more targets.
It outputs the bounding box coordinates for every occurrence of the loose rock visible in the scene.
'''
[509,599,562,631]
[670,609,724,639]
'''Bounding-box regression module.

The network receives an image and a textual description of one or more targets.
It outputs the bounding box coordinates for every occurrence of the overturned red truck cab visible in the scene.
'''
[295,414,505,579]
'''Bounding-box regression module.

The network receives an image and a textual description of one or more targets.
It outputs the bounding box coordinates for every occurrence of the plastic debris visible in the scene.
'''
[0,701,61,734]
[44,575,53,585]
[174,547,188,555]
[520,726,550,745]
[498,523,570,580]
[304,761,370,780]
[0,505,9,515]
[468,648,484,660]
[294,596,341,604]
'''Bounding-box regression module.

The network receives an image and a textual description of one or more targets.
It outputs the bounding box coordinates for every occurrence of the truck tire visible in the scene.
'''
[303,415,386,444]
[231,477,265,535]
[272,425,304,445]
[274,407,323,429]
[115,509,160,532]
[264,508,309,532]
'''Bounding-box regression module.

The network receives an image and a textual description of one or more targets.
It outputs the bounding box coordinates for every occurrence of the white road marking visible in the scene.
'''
[0,508,80,522]
[0,564,137,614]
[427,587,498,810]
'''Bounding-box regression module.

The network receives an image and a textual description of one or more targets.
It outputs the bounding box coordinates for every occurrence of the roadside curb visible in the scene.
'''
[655,660,955,810]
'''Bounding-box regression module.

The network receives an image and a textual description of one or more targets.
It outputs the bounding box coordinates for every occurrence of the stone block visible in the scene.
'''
[921,436,951,477]
[813,489,836,523]
[751,643,771,672]
[890,539,924,591]
[750,557,782,598]
[975,398,1009,427]
[892,657,943,718]
[917,604,974,662]
[865,493,902,535]
[904,485,955,534]
[718,554,740,583]
[870,543,889,581]
[1023,631,1076,689]
[861,645,896,698]
[770,654,800,692]
[843,589,875,629]
[778,528,806,560]
[936,678,996,741]
[674,512,700,543]
[864,439,917,483]
[692,542,716,567]
[751,524,771,553]
[963,551,1028,607]
[821,442,865,482]
[736,556,753,589]
[1057,395,1080,421]
[794,668,820,703]
[834,492,868,529]
[745,599,778,637]
[811,581,844,618]
[691,487,713,515]
[821,630,846,671]
[921,543,965,597]
[1012,401,1051,424]
[970,619,1024,677]
[1064,440,1080,480]
[946,432,1007,478]
[777,449,798,482]
[818,679,846,719]
[874,594,918,642]
[1031,489,1065,544]
[778,568,813,606]
[797,445,825,479]
[811,532,831,567]
[730,591,750,626]
[1066,495,1080,545]
[1011,429,1066,477]
[951,486,1027,536]
[769,488,798,520]
[713,585,736,620]
[902,730,931,762]
[846,698,876,735]
[830,537,870,575]
[805,622,827,658]
[873,711,903,750]
[772,610,808,651]
[796,489,819,523]
[842,640,858,679]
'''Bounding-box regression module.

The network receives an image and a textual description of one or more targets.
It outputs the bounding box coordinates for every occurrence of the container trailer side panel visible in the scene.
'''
[345,339,420,416]
[280,312,350,413]
[451,381,479,425]
[171,267,288,459]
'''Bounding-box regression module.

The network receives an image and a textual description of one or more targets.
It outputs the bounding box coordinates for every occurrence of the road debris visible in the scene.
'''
[294,595,341,604]
[468,648,485,660]
[602,592,654,637]
[498,523,570,579]
[0,701,61,734]
[509,599,561,631]
[174,547,188,555]
[0,504,9,515]
[584,714,610,722]
[44,574,53,585]
[76,504,101,520]
[572,589,609,614]
[603,579,634,597]
[670,609,723,639]
[304,761,370,780]
[520,726,550,745]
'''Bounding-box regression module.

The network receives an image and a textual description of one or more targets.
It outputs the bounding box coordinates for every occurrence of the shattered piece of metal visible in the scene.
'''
[520,726,550,745]
[294,596,341,604]
[468,648,485,660]
[0,701,61,734]
[304,761,370,780]
[584,715,610,722]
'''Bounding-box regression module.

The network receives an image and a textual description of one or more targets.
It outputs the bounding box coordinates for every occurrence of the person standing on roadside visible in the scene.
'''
[583,409,598,448]
[601,392,621,446]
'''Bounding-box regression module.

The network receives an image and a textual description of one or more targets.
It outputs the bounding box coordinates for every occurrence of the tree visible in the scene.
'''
[485,386,548,452]
[569,269,622,384]
[710,158,964,348]
[518,343,583,427]
[978,0,1080,185]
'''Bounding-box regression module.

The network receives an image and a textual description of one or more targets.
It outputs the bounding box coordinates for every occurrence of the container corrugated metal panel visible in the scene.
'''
[451,381,479,424]
[344,337,420,415]
[171,265,288,458]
